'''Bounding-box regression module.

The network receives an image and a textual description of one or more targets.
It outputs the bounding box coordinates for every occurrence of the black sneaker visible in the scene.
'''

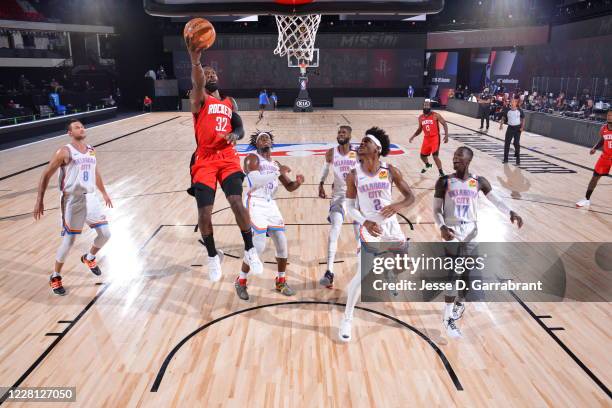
[49,275,66,296]
[319,270,334,289]
[81,254,101,276]
[234,277,249,301]
[420,163,433,174]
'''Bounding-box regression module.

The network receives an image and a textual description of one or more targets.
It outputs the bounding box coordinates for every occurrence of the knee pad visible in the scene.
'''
[56,234,76,263]
[193,183,216,208]
[221,172,244,198]
[329,212,343,238]
[93,225,111,248]
[269,230,288,259]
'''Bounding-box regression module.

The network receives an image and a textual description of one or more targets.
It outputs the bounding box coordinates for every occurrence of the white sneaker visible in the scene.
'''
[452,302,465,320]
[575,198,590,208]
[244,247,263,276]
[444,317,462,339]
[207,250,224,282]
[339,317,353,342]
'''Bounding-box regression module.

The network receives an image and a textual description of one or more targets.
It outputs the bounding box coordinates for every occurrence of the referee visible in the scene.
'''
[477,88,492,130]
[499,97,525,165]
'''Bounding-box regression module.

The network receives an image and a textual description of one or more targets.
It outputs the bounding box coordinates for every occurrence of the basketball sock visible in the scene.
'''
[327,212,343,272]
[586,189,594,200]
[444,303,454,320]
[344,253,362,320]
[239,271,248,286]
[86,252,95,261]
[241,229,254,250]
[277,271,286,283]
[51,271,60,278]
[202,234,217,257]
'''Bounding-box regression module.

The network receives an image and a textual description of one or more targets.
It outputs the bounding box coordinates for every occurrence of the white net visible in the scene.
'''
[273,14,321,64]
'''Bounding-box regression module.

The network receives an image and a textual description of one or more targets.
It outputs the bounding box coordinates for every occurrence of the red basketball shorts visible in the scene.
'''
[191,147,243,190]
[594,154,611,176]
[420,135,440,156]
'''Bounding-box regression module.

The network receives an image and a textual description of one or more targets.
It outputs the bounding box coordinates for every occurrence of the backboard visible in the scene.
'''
[144,0,444,17]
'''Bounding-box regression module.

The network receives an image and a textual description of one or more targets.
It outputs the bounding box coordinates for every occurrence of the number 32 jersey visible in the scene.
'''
[354,162,395,224]
[59,144,96,194]
[194,94,233,152]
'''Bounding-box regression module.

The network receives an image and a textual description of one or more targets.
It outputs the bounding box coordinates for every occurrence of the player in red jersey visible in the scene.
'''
[576,110,612,208]
[409,99,449,177]
[187,45,263,281]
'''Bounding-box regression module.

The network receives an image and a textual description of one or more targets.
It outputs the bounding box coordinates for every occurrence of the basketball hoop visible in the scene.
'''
[273,14,321,65]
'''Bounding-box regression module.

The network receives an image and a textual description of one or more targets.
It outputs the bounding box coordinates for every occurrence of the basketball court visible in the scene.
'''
[0,0,611,406]
[0,108,610,406]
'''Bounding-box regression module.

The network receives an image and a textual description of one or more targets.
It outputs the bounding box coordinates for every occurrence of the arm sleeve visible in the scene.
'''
[246,170,279,188]
[230,111,245,140]
[485,190,513,216]
[433,197,446,228]
[319,161,331,183]
[346,198,366,225]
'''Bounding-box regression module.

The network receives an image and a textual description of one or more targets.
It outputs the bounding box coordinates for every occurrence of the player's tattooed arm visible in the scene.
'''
[94,165,113,208]
[436,113,449,143]
[279,162,304,192]
[318,148,333,198]
[479,176,523,228]
[188,48,206,113]
[380,165,415,218]
[33,147,69,220]
[433,176,454,241]
[409,121,422,143]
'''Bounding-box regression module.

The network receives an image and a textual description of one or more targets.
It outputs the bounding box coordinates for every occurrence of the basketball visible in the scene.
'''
[183,18,216,52]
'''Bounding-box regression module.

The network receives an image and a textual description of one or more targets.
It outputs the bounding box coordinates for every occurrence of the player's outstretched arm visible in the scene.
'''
[95,166,113,208]
[33,147,69,219]
[318,148,333,198]
[479,176,523,228]
[279,162,304,192]
[409,122,422,143]
[436,112,449,143]
[188,48,206,114]
[380,165,415,218]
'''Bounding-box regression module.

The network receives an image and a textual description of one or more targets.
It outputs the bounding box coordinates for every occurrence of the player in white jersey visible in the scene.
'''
[339,127,415,342]
[236,131,304,300]
[433,146,523,338]
[33,120,113,296]
[318,125,360,288]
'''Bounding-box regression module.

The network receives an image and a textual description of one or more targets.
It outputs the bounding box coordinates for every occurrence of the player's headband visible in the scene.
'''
[365,134,382,150]
[256,132,271,143]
